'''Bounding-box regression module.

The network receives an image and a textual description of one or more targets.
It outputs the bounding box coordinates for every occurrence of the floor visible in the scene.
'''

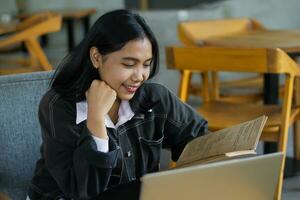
[282,172,300,199]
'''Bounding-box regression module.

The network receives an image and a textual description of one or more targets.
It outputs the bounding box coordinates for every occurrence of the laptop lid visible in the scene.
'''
[140,153,283,200]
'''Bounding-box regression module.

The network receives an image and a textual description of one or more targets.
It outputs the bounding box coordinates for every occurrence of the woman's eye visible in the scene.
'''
[143,64,151,68]
[122,63,135,67]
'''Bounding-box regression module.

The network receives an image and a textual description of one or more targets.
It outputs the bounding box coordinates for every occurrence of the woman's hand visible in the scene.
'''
[86,80,117,138]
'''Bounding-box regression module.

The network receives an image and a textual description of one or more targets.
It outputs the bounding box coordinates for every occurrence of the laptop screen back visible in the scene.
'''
[140,153,283,200]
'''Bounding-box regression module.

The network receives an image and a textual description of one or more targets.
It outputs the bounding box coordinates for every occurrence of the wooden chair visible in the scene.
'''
[0,12,62,75]
[18,8,96,52]
[177,18,266,102]
[165,46,300,200]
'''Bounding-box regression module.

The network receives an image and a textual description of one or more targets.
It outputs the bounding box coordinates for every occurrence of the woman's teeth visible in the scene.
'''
[124,84,138,93]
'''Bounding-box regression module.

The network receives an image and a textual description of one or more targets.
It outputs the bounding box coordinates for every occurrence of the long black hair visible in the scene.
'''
[51,9,159,102]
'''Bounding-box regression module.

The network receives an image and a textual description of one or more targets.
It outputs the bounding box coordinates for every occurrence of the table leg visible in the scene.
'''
[263,74,279,153]
[82,16,91,35]
[40,35,48,47]
[263,74,279,104]
[66,19,75,52]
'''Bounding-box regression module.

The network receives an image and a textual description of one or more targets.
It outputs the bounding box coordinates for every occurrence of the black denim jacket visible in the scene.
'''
[28,82,207,200]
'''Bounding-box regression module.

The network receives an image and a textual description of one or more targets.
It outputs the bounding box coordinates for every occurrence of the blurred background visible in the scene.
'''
[1,0,300,92]
[1,1,300,199]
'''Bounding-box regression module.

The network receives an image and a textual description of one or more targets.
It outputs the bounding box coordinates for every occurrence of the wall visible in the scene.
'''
[124,0,225,9]
[23,0,124,11]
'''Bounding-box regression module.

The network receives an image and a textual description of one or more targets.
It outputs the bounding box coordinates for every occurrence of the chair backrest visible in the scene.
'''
[0,13,62,73]
[178,18,266,46]
[166,46,300,75]
[0,71,53,199]
[177,18,267,103]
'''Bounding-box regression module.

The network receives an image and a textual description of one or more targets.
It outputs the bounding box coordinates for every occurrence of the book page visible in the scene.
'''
[177,115,267,166]
[176,151,257,168]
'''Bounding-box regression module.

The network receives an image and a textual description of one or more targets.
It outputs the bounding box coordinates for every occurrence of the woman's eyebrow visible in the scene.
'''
[122,57,152,62]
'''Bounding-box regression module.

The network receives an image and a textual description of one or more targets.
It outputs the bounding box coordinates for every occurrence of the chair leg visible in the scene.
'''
[274,75,295,200]
[211,72,220,100]
[179,70,192,102]
[24,40,39,67]
[274,154,285,200]
[201,71,210,102]
[26,38,53,71]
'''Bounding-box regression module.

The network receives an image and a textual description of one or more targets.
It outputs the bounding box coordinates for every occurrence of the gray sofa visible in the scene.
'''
[0,71,173,200]
[0,71,53,200]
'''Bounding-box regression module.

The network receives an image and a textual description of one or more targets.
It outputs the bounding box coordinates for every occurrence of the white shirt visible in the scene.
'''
[76,100,135,152]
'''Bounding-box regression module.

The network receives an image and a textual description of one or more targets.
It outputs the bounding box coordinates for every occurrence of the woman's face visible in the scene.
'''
[90,38,152,100]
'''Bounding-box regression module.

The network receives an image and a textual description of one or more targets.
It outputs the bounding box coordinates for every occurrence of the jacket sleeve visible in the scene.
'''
[39,92,120,199]
[154,84,208,161]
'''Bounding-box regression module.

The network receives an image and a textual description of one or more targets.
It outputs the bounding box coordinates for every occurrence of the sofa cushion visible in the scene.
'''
[0,71,53,199]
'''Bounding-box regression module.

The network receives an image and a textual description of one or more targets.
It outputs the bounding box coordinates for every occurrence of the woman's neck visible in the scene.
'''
[108,98,121,124]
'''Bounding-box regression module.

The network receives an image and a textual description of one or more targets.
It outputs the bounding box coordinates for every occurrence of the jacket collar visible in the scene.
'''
[129,83,159,114]
[76,100,135,128]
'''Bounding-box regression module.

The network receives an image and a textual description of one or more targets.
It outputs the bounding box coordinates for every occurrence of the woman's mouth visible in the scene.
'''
[123,84,139,93]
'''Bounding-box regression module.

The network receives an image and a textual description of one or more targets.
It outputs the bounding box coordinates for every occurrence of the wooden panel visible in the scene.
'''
[267,48,300,76]
[166,46,300,76]
[204,30,300,53]
[198,101,300,128]
[178,18,253,42]
[0,14,61,48]
[166,46,269,73]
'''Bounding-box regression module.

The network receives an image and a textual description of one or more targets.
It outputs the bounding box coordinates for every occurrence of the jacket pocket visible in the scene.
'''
[138,133,164,174]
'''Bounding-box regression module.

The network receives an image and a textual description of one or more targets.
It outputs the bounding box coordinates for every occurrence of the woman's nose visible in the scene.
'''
[132,67,145,82]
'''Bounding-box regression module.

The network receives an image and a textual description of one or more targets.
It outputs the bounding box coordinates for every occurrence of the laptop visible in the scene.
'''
[140,153,283,200]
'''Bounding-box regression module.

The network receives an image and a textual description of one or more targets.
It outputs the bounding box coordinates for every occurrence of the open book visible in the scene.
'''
[176,115,267,167]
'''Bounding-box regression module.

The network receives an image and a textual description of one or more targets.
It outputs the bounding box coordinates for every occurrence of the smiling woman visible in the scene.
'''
[27,9,208,200]
[89,38,152,101]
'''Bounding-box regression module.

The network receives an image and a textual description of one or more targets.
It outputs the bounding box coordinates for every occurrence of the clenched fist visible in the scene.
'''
[86,80,117,138]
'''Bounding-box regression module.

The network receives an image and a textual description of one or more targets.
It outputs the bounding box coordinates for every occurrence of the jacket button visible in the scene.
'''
[125,151,132,157]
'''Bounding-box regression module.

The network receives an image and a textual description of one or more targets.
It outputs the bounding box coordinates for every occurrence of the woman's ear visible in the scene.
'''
[90,47,103,69]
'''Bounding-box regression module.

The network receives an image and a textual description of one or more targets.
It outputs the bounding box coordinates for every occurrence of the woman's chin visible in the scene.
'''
[117,93,135,101]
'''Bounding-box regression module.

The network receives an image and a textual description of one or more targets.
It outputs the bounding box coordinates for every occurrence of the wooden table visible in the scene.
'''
[203,29,300,52]
[18,8,97,52]
[203,29,300,102]
[201,29,300,106]
[201,29,300,176]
